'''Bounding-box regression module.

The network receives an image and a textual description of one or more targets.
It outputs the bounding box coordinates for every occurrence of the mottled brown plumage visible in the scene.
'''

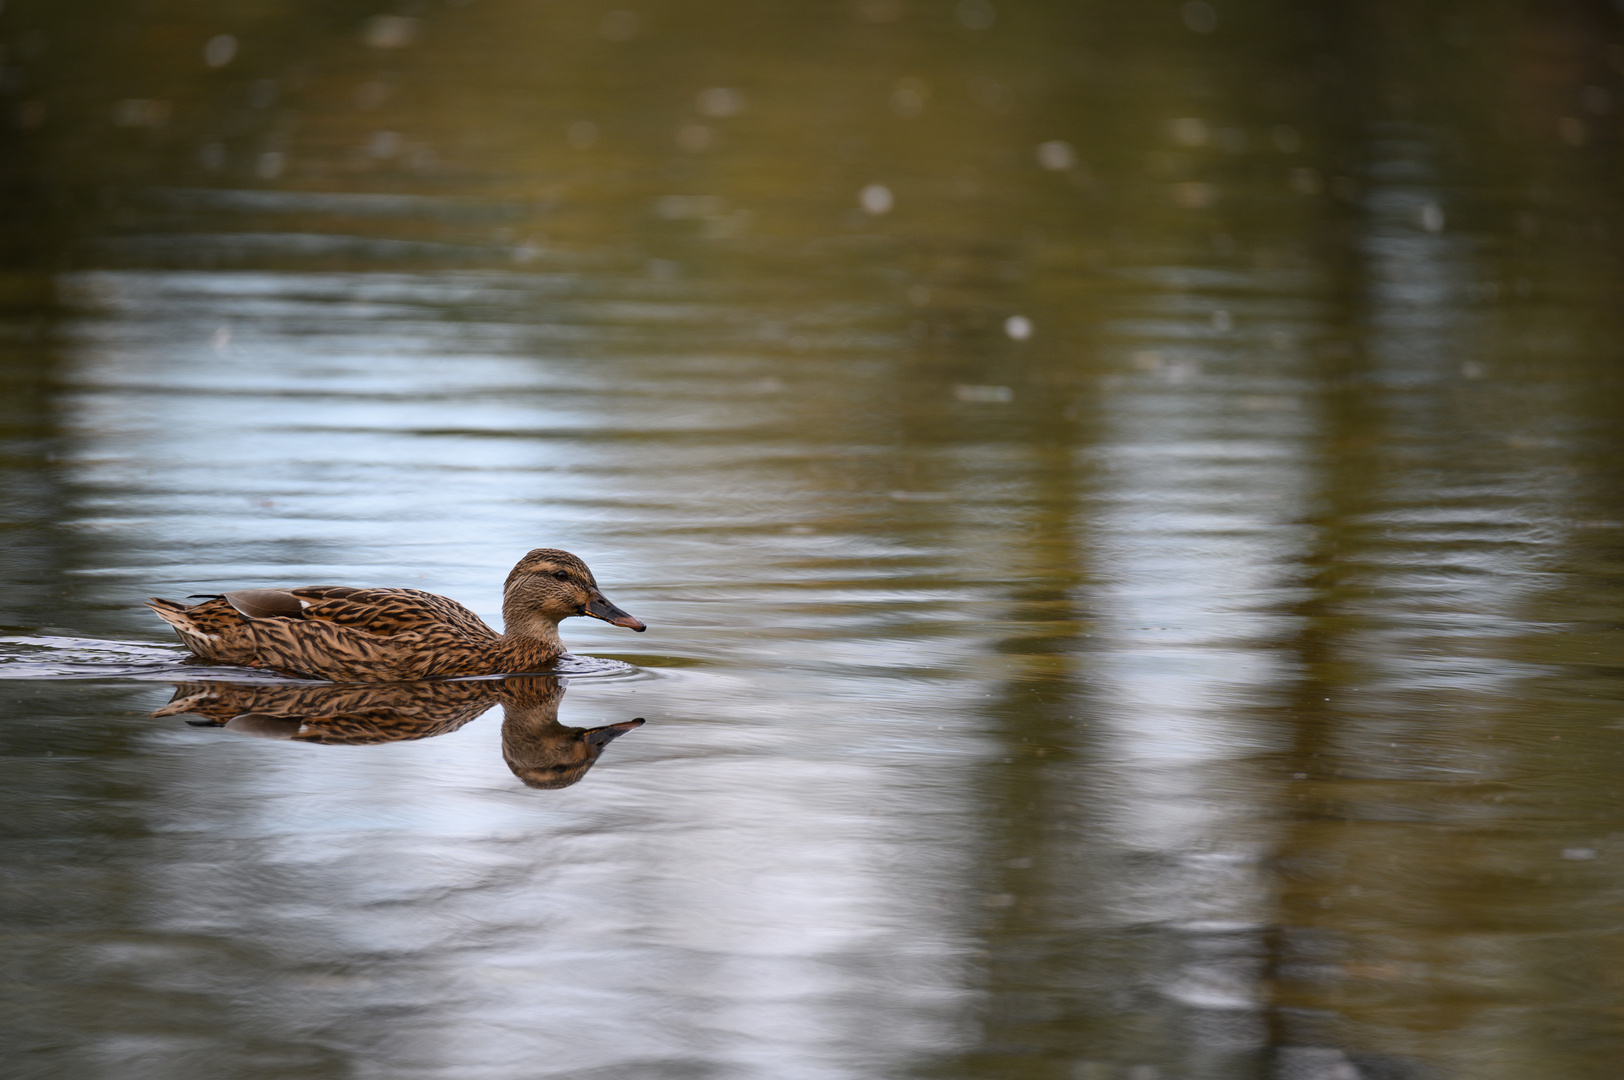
[154,675,644,789]
[146,548,645,682]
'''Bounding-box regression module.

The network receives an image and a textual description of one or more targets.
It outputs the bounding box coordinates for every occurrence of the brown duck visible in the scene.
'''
[145,548,645,682]
[154,675,645,789]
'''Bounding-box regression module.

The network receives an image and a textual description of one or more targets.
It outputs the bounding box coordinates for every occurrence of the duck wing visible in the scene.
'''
[281,587,496,638]
[150,587,505,681]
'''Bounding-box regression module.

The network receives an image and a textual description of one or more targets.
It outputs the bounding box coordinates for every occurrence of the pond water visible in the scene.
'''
[3,2,1624,1078]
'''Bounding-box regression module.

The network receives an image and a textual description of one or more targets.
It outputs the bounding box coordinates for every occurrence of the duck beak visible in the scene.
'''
[585,591,646,632]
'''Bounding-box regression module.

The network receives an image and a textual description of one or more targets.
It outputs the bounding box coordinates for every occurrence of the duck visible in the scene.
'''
[145,548,645,682]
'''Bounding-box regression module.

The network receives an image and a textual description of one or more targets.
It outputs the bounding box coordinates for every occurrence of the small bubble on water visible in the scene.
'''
[113,99,171,128]
[1173,181,1215,208]
[1180,1,1217,34]
[248,79,278,109]
[890,81,927,119]
[696,87,742,117]
[1420,202,1445,232]
[956,0,995,30]
[1165,359,1200,383]
[860,183,894,214]
[1036,140,1076,171]
[368,130,401,159]
[255,151,286,179]
[968,75,1012,110]
[856,0,903,23]
[600,10,639,41]
[567,120,598,149]
[362,15,418,49]
[1004,314,1033,340]
[204,34,237,68]
[355,81,392,110]
[676,123,712,152]
[1169,117,1208,146]
[954,383,1014,403]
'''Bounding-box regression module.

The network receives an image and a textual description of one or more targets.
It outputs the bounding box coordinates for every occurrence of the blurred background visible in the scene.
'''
[3,1,1624,1078]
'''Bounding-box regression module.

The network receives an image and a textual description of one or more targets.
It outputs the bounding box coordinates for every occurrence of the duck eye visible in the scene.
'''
[551,570,570,581]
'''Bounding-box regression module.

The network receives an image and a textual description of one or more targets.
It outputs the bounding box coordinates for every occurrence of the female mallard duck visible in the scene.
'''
[145,548,645,682]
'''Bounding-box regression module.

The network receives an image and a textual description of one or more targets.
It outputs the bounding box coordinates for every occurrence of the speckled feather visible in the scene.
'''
[145,548,645,682]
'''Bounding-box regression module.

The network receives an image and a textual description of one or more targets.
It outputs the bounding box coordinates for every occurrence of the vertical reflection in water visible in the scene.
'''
[1257,128,1598,1075]
[925,263,1326,1076]
[942,426,1125,1076]
[1079,261,1315,1070]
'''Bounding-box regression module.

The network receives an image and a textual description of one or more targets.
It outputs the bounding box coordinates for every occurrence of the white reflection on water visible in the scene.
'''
[1081,264,1317,1047]
[49,268,988,1077]
[130,674,979,1075]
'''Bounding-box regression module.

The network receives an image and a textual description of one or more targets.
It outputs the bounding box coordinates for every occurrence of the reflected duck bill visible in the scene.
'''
[584,718,646,746]
[586,593,646,632]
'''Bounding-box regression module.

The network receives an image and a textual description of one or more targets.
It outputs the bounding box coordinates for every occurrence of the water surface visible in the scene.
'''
[3,2,1624,1078]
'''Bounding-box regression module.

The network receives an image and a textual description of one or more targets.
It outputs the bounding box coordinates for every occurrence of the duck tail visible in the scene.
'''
[146,597,223,656]
[145,597,197,632]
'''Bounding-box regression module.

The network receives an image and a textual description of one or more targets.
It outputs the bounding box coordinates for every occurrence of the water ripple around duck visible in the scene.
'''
[0,635,644,683]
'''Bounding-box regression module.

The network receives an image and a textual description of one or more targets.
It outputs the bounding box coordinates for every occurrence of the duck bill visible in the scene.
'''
[585,592,646,632]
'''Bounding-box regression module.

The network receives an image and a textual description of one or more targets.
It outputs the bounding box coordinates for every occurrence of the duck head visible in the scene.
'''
[501,548,646,640]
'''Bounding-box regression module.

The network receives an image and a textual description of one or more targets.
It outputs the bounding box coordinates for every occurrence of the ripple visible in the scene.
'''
[0,635,641,683]
[0,635,300,682]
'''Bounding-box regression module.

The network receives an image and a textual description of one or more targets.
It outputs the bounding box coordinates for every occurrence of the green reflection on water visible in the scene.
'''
[3,1,1624,1079]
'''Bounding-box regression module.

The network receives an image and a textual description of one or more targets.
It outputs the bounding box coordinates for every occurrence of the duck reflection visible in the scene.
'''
[153,675,644,789]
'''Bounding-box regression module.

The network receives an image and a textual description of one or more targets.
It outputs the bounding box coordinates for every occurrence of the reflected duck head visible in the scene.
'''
[501,716,646,790]
[497,674,644,789]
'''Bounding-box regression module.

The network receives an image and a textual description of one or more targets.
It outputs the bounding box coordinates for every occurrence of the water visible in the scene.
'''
[3,2,1624,1078]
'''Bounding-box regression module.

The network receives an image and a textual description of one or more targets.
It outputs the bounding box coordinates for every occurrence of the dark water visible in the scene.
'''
[3,2,1624,1077]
